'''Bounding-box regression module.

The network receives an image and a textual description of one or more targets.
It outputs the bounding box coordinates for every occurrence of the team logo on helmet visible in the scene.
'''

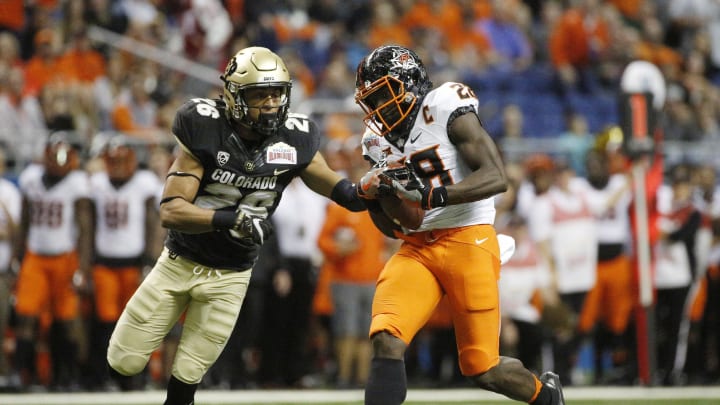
[216,151,230,166]
[390,50,419,76]
[224,57,238,78]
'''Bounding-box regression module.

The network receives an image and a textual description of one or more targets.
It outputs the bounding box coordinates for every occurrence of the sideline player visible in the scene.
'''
[106,46,367,405]
[0,145,21,387]
[14,133,92,389]
[89,137,162,389]
[354,45,565,404]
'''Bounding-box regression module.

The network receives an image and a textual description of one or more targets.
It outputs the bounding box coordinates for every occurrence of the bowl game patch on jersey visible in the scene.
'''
[266,142,297,165]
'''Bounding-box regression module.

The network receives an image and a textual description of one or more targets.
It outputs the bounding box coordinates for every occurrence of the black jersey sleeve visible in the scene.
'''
[171,100,200,152]
[275,112,323,170]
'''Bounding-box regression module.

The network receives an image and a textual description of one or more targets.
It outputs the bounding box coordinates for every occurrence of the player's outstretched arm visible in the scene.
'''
[446,111,508,203]
[301,151,366,212]
[390,111,508,209]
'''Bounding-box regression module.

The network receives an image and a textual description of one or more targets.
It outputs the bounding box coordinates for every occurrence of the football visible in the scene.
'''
[379,194,425,230]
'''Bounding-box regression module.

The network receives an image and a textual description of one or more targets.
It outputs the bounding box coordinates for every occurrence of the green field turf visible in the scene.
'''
[187,402,720,405]
[2,388,719,405]
[2,401,718,405]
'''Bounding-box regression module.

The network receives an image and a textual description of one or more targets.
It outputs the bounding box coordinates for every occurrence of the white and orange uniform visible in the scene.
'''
[499,235,547,324]
[15,164,90,319]
[527,178,598,295]
[0,177,21,272]
[362,82,504,376]
[90,169,161,322]
[577,174,635,335]
[0,176,21,376]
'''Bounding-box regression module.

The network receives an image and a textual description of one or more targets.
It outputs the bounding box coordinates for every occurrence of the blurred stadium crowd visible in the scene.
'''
[1,0,720,394]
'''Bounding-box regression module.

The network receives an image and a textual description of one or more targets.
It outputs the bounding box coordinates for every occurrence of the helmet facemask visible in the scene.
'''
[356,75,417,138]
[222,47,293,136]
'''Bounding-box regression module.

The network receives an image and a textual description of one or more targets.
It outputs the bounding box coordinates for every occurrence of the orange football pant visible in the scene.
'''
[15,250,79,320]
[93,264,142,322]
[371,224,501,376]
[578,254,634,334]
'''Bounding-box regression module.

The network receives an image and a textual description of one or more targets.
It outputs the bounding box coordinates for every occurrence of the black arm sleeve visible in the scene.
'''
[330,178,368,212]
[668,211,701,243]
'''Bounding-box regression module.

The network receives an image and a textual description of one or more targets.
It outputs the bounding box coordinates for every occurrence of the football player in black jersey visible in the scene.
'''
[106,46,366,405]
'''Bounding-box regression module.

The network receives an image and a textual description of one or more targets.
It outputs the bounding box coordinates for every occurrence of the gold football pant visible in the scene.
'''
[107,248,251,384]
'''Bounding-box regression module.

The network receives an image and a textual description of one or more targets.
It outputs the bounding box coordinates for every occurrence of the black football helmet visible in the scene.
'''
[221,47,292,136]
[355,45,433,143]
[102,136,137,184]
[44,131,81,179]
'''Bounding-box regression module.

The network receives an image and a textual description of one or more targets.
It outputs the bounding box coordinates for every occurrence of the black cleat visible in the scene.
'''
[540,371,565,405]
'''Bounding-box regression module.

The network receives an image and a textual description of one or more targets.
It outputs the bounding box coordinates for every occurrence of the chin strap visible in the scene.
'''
[254,112,282,135]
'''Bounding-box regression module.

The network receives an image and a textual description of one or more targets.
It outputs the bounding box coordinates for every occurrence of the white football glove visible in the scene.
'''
[230,211,273,244]
[384,161,447,210]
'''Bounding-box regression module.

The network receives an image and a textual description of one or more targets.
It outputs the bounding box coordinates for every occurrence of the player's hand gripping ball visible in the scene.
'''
[357,161,425,230]
[378,193,425,230]
[377,163,425,230]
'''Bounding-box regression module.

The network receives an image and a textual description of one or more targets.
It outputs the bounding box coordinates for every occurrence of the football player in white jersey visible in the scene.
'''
[354,45,564,405]
[14,132,92,389]
[526,160,598,386]
[88,137,162,389]
[576,149,635,383]
[0,146,21,386]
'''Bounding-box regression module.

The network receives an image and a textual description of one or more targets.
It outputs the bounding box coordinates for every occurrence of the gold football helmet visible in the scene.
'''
[221,47,292,135]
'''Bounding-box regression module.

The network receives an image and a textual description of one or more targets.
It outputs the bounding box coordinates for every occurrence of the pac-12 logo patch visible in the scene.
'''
[216,151,230,166]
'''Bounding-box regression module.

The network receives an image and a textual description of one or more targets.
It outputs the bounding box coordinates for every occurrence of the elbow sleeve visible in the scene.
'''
[330,179,367,212]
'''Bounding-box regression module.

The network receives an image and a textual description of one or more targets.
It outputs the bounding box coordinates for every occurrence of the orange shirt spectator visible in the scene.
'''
[401,0,462,36]
[472,0,493,20]
[634,17,683,72]
[316,202,388,388]
[401,0,488,54]
[272,13,318,47]
[0,0,24,32]
[366,2,413,49]
[606,0,644,22]
[549,6,610,68]
[23,29,76,95]
[110,75,159,140]
[57,29,106,83]
[317,203,386,284]
[635,42,683,70]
